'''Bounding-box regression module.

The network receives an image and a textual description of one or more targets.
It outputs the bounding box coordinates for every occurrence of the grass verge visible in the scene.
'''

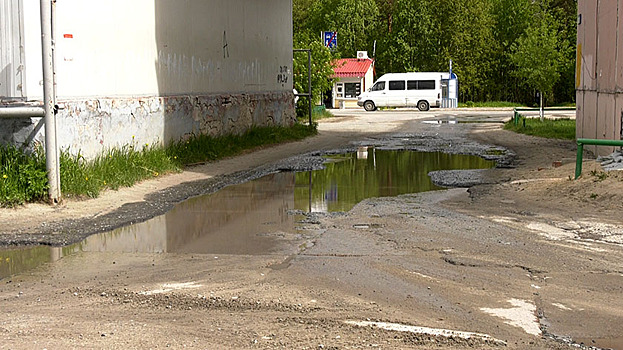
[297,106,334,122]
[459,101,525,108]
[0,144,48,207]
[503,117,576,140]
[0,124,317,207]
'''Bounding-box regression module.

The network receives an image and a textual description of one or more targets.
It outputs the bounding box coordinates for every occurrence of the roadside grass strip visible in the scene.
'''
[344,320,507,346]
[0,124,317,207]
[504,117,576,140]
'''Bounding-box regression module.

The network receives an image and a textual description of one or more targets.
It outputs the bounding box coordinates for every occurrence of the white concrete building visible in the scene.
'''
[0,0,295,158]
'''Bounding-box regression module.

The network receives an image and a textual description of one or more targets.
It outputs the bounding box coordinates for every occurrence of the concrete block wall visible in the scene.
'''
[0,0,295,158]
[48,92,295,159]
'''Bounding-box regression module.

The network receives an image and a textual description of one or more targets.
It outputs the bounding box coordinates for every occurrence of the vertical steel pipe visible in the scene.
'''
[40,0,61,203]
[307,50,312,125]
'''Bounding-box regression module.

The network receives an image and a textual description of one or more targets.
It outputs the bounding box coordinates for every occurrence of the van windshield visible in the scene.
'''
[371,82,385,91]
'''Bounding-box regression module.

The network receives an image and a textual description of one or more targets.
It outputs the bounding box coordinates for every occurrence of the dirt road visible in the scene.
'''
[1,109,622,349]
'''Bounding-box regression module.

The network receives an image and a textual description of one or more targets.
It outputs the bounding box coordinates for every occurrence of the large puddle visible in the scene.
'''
[575,338,623,350]
[1,149,494,279]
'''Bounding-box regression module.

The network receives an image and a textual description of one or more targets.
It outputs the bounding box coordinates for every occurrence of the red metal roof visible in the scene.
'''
[332,58,374,78]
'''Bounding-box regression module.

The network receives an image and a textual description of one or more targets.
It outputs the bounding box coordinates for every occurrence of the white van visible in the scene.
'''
[357,72,455,111]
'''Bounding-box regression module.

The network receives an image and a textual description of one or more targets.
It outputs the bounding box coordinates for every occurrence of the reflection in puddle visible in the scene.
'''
[575,338,623,350]
[295,149,495,213]
[0,245,65,281]
[74,172,301,255]
[1,149,495,279]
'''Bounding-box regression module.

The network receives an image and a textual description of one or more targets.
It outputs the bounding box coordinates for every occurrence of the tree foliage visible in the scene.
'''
[292,0,577,105]
[510,9,566,101]
[293,34,336,113]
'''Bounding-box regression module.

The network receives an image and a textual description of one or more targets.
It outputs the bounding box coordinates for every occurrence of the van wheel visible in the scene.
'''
[417,100,430,111]
[363,101,376,111]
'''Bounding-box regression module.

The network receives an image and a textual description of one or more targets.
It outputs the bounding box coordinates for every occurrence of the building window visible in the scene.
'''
[336,83,344,98]
[344,82,361,98]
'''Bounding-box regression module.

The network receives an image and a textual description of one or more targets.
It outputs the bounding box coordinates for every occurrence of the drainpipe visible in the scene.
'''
[51,0,58,98]
[40,0,61,204]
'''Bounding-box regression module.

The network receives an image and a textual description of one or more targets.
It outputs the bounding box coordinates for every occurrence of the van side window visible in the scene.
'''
[418,80,435,90]
[389,80,405,90]
[407,80,436,90]
[371,82,385,91]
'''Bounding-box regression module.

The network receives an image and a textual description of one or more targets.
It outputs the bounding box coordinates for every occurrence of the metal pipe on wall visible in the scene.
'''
[40,0,61,203]
[0,107,45,117]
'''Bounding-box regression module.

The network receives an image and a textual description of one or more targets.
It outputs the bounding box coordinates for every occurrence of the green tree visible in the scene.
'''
[435,0,496,102]
[302,0,380,58]
[510,9,567,116]
[293,34,336,113]
[491,0,534,102]
[374,0,437,74]
[293,0,577,105]
[547,0,577,104]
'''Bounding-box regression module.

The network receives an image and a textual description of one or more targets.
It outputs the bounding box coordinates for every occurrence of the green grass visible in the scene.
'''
[551,102,576,108]
[459,101,525,108]
[60,143,179,198]
[297,105,334,122]
[167,124,317,165]
[0,124,317,207]
[0,144,48,206]
[503,117,576,140]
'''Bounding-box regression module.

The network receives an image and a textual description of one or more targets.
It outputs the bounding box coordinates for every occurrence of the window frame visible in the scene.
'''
[371,81,385,91]
[343,82,361,98]
[388,80,406,91]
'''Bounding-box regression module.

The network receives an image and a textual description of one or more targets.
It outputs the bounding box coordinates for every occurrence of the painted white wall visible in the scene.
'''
[364,66,374,91]
[21,0,293,100]
[22,0,43,99]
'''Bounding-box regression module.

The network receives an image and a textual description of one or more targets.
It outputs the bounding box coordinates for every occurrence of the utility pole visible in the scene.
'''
[40,0,61,203]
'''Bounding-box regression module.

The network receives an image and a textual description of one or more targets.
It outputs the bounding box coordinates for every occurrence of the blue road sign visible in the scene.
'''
[323,31,337,48]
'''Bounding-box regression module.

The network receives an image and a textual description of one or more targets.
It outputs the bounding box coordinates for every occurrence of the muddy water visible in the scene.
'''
[295,148,495,212]
[575,337,623,350]
[1,149,494,279]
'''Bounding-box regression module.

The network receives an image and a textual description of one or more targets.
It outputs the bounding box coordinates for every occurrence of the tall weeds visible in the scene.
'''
[0,124,316,207]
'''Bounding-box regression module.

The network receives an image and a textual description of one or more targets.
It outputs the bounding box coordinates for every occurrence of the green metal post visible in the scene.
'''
[575,138,623,179]
[575,141,584,179]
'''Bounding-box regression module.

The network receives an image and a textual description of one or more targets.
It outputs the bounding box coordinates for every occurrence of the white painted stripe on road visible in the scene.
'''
[344,320,506,345]
[481,299,541,336]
